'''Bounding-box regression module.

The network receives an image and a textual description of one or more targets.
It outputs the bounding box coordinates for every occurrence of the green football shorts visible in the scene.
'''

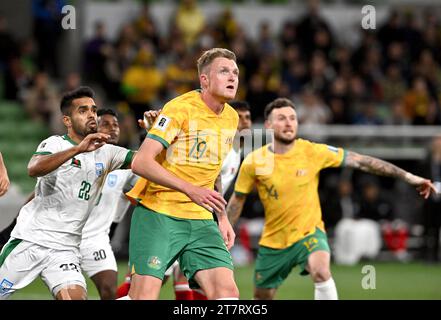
[254,227,330,289]
[129,205,234,289]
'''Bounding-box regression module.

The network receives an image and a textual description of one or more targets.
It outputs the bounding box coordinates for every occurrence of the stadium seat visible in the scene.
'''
[0,101,49,193]
[0,102,26,121]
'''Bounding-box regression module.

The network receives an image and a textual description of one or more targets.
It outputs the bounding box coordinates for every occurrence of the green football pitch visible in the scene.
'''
[8,261,441,300]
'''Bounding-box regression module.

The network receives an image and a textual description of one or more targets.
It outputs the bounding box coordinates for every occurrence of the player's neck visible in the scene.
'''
[66,130,84,145]
[200,91,225,115]
[271,140,295,154]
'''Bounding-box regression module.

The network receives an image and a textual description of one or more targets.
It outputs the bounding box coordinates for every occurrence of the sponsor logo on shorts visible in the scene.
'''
[255,273,263,281]
[147,256,162,270]
[0,278,13,296]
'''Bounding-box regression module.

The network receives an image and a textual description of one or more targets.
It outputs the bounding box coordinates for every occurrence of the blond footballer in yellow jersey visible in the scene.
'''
[122,48,241,300]
[227,98,435,300]
[122,102,252,300]
[128,90,238,219]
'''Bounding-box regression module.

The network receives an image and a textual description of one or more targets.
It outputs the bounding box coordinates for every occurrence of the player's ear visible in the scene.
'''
[62,115,72,128]
[264,118,272,129]
[200,73,209,89]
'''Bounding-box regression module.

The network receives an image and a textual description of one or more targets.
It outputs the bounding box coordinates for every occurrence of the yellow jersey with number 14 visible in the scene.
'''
[128,90,238,220]
[234,139,345,249]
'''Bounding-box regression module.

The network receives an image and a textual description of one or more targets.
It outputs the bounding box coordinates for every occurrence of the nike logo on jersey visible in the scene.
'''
[327,145,339,153]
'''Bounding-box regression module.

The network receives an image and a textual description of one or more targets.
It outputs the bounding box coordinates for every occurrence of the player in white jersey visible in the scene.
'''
[0,109,138,299]
[80,108,138,300]
[219,101,252,196]
[0,87,134,300]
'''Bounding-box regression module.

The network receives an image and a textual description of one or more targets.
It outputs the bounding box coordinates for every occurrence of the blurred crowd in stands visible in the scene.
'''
[1,0,441,137]
[0,0,440,263]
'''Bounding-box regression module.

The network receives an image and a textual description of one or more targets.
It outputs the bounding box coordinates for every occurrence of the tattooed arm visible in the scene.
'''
[344,150,436,199]
[227,193,248,225]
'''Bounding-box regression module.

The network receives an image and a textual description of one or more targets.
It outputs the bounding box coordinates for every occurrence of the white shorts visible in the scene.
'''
[0,238,86,299]
[164,260,179,277]
[334,218,381,265]
[80,236,117,278]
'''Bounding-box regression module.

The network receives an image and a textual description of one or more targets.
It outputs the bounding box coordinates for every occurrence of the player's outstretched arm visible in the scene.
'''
[226,192,248,225]
[0,152,10,197]
[344,150,436,199]
[28,133,110,177]
[131,138,227,213]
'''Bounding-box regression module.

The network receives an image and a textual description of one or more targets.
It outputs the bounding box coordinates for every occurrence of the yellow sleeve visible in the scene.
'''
[125,177,149,205]
[313,143,346,169]
[234,156,256,195]
[147,102,186,148]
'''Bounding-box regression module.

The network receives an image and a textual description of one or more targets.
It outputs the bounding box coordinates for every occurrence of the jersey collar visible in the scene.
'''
[62,134,78,145]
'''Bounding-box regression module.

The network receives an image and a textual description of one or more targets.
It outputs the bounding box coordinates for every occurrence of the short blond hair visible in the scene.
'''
[197,48,236,76]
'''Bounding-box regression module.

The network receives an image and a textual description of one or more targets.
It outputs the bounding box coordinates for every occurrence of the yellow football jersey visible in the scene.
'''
[234,139,346,249]
[129,90,238,219]
[125,177,149,206]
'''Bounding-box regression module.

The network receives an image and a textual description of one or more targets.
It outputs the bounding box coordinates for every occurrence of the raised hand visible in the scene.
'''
[403,173,437,199]
[76,133,110,153]
[415,179,437,199]
[137,109,162,131]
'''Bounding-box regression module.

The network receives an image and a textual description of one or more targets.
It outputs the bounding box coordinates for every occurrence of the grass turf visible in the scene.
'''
[8,261,441,300]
